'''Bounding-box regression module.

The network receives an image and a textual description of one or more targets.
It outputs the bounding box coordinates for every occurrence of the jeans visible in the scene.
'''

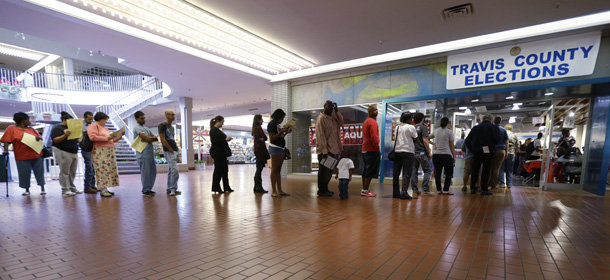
[432,154,454,192]
[138,157,157,193]
[16,157,44,189]
[499,153,515,187]
[317,153,334,193]
[54,147,78,193]
[393,152,414,196]
[338,179,349,199]
[165,151,179,191]
[411,153,432,192]
[254,156,266,188]
[471,152,494,191]
[81,150,95,188]
[490,149,506,188]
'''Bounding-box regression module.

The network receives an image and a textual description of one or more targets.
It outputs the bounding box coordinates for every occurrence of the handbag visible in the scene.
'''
[284,147,291,160]
[226,148,232,158]
[42,146,53,158]
[255,128,271,160]
[388,126,399,161]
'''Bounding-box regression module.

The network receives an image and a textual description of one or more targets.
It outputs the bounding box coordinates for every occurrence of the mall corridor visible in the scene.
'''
[0,165,609,280]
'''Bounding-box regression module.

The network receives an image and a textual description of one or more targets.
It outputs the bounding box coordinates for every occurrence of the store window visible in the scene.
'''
[292,104,383,175]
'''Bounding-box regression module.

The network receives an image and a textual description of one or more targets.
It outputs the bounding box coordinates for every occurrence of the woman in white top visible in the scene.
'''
[430,117,456,195]
[392,113,418,199]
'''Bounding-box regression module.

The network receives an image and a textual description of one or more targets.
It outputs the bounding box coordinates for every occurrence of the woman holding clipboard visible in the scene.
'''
[1,112,46,196]
[87,112,124,197]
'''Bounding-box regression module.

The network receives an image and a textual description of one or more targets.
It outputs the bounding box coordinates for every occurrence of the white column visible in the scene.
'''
[63,58,74,90]
[271,81,291,177]
[126,115,137,143]
[180,97,194,169]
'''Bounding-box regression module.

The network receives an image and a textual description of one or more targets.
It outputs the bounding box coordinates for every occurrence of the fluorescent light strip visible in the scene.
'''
[25,0,273,79]
[270,10,610,82]
[99,0,292,73]
[0,43,47,61]
[64,0,312,74]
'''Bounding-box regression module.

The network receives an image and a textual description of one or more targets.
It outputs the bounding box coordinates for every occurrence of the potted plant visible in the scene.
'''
[42,112,53,122]
[194,160,205,170]
[25,111,36,122]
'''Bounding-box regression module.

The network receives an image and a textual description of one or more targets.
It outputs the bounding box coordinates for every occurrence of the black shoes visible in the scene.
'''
[317,191,333,196]
[481,191,493,195]
[400,194,413,200]
[143,191,156,196]
[212,189,224,194]
[224,188,234,193]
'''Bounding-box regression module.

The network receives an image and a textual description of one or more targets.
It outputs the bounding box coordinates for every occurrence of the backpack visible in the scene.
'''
[557,138,570,157]
[526,141,535,155]
[80,131,93,152]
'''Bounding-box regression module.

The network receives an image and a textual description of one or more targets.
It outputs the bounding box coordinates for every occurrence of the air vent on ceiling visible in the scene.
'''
[442,3,474,20]
[248,108,258,111]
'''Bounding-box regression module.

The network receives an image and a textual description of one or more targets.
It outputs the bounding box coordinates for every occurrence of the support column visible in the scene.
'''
[271,81,291,177]
[126,115,137,143]
[63,58,75,90]
[180,97,194,169]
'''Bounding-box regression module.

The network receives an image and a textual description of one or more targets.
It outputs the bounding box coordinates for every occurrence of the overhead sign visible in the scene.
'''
[309,124,363,146]
[446,32,601,89]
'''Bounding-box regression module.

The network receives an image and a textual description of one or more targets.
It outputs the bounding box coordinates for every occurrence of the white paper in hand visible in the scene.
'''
[319,155,338,170]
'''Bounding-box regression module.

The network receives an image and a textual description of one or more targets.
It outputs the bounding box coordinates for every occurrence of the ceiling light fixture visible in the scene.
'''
[509,116,516,123]
[459,107,467,110]
[569,112,575,117]
[25,0,314,78]
[472,99,479,102]
[0,42,47,61]
[544,92,554,96]
[464,108,472,114]
[506,96,515,100]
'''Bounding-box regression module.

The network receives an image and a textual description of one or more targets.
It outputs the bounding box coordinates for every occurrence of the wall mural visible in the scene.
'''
[292,62,449,111]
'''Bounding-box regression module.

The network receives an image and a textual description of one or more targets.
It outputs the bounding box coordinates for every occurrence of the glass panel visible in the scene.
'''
[540,105,554,190]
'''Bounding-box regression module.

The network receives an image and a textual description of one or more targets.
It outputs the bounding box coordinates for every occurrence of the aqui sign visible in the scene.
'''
[446,32,601,90]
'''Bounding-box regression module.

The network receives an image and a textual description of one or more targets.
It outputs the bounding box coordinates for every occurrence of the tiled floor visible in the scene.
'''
[1,164,609,280]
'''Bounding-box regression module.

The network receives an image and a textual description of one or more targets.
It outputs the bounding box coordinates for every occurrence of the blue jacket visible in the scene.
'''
[495,126,509,150]
[464,120,502,154]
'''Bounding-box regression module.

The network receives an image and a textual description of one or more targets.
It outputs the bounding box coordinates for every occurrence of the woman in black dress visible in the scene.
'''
[209,115,234,193]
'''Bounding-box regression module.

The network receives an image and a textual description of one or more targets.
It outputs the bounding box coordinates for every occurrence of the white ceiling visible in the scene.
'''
[1,0,610,123]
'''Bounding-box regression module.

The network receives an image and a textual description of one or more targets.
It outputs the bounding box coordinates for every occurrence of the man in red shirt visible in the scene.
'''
[361,105,379,197]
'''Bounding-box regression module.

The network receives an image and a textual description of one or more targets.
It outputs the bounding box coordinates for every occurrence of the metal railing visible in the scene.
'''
[95,78,161,118]
[0,67,157,92]
[31,93,78,119]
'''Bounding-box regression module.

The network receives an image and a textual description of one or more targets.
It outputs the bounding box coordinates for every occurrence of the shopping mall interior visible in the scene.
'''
[1,0,610,279]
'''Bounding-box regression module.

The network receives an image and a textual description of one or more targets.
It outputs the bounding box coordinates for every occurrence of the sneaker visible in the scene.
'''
[63,192,76,197]
[72,190,84,194]
[167,190,182,195]
[40,191,47,195]
[499,184,506,188]
[22,191,30,196]
[100,191,112,197]
[143,191,155,197]
[169,190,176,196]
[360,190,376,197]
[91,187,100,192]
[422,192,436,196]
[461,186,468,192]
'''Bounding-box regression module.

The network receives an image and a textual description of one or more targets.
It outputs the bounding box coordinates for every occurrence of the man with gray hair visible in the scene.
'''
[464,114,501,195]
[158,109,181,196]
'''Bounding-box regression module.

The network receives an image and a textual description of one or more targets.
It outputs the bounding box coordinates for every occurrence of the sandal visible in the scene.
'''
[271,193,281,197]
[437,191,443,195]
[279,192,290,196]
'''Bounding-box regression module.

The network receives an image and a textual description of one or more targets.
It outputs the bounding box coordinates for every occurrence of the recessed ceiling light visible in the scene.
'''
[459,107,467,110]
[472,99,479,102]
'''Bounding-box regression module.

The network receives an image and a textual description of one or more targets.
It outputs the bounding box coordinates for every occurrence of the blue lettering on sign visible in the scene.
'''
[456,45,595,87]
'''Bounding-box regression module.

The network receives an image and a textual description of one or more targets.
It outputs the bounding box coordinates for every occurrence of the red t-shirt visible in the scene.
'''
[1,125,43,161]
[362,117,380,152]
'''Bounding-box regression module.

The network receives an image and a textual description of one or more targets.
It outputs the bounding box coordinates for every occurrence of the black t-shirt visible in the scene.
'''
[51,124,79,153]
[267,121,285,147]
[158,122,178,152]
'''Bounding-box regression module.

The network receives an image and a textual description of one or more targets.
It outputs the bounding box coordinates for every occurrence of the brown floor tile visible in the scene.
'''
[0,168,609,280]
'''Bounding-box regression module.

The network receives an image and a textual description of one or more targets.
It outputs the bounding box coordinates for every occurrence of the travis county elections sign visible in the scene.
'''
[446,32,601,89]
[309,124,363,146]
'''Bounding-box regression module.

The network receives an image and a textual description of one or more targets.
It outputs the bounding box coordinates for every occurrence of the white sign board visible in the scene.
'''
[446,32,601,89]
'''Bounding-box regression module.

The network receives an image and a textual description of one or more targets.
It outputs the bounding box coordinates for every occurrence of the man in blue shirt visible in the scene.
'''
[134,111,158,196]
[464,114,501,195]
[490,116,509,190]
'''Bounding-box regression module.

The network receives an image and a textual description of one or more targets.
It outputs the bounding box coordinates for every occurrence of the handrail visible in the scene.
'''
[0,66,157,92]
[110,106,133,146]
[30,93,77,119]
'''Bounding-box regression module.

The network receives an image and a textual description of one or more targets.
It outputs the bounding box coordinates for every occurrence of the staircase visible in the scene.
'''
[96,78,164,174]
